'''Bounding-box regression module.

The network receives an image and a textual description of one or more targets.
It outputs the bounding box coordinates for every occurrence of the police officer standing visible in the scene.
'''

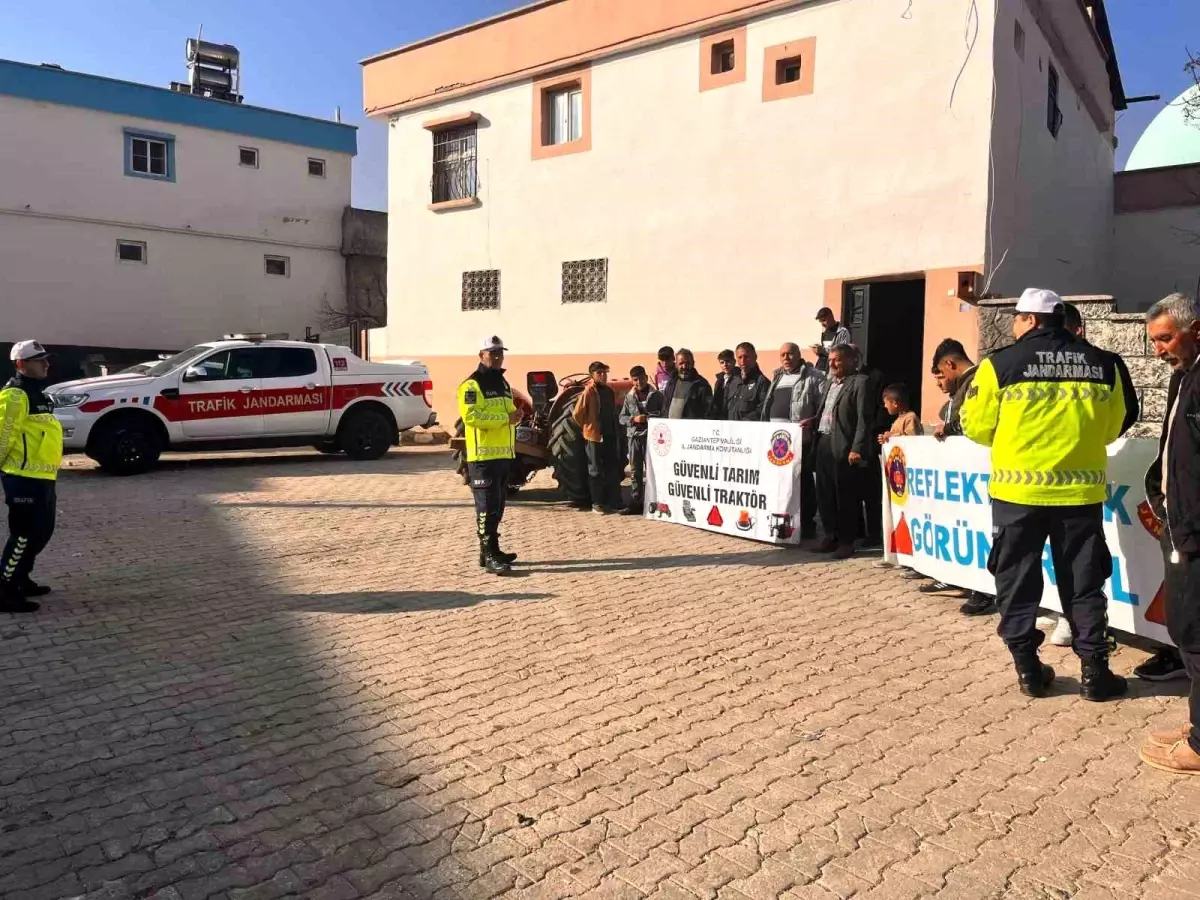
[458,336,522,575]
[961,289,1133,700]
[1,341,63,613]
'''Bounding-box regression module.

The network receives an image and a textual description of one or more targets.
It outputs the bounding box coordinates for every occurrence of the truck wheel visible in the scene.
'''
[338,407,393,460]
[91,416,162,476]
[548,402,589,504]
[452,419,469,484]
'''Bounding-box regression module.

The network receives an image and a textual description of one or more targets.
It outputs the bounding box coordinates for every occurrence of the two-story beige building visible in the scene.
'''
[362,0,1125,418]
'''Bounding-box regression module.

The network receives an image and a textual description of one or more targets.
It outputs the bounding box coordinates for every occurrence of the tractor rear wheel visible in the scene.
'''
[549,402,590,504]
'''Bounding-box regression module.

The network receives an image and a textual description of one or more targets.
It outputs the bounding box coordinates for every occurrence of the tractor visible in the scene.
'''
[451,371,633,502]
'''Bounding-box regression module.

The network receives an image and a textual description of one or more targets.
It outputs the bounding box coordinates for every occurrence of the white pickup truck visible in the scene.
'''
[49,336,436,475]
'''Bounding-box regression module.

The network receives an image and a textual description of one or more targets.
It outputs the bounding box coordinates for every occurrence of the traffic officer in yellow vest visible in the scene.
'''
[961,289,1133,701]
[1,341,64,613]
[458,336,522,575]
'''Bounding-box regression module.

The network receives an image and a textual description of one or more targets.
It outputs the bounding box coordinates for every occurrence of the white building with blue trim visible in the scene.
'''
[0,57,358,379]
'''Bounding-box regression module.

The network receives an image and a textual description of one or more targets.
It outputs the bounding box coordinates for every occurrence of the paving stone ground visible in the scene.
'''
[2,447,1199,900]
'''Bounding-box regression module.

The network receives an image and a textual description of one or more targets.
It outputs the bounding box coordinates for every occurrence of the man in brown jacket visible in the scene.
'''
[574,361,623,514]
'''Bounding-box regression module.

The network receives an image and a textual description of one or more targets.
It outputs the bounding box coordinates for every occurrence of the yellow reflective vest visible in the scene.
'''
[0,378,63,481]
[960,327,1130,506]
[457,365,516,463]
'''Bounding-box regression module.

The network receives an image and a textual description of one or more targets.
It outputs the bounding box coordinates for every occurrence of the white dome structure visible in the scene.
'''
[1125,85,1200,171]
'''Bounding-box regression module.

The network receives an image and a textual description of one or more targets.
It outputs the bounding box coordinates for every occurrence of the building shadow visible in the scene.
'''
[0,456,471,899]
[65,447,453,480]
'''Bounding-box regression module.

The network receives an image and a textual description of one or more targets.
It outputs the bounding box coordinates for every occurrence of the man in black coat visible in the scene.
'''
[661,349,714,420]
[1139,293,1200,775]
[722,342,772,421]
[811,346,875,559]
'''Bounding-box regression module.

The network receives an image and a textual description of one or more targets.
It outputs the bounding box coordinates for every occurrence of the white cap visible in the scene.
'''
[480,335,507,352]
[10,340,49,362]
[1006,288,1064,316]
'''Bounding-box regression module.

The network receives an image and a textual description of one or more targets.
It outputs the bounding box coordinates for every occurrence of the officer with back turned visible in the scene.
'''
[458,336,522,575]
[2,341,63,613]
[960,289,1134,701]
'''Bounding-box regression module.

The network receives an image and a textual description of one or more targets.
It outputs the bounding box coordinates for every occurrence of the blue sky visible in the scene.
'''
[2,0,1195,210]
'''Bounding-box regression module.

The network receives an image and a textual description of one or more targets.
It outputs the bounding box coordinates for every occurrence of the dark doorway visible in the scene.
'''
[842,278,926,416]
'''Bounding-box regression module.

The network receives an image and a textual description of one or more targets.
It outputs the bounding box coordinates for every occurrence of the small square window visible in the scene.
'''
[239,147,259,168]
[126,132,172,179]
[116,240,146,263]
[562,259,608,304]
[462,270,500,311]
[307,158,326,178]
[777,57,802,84]
[712,40,736,75]
[265,255,290,277]
[546,86,584,145]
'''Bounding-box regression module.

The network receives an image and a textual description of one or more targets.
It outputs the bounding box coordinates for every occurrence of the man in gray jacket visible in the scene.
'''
[618,365,664,515]
[762,343,827,539]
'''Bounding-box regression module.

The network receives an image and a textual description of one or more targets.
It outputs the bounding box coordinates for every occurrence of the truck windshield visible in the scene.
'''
[142,346,211,378]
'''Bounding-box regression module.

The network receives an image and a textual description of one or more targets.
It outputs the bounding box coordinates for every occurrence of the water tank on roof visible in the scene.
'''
[186,39,240,70]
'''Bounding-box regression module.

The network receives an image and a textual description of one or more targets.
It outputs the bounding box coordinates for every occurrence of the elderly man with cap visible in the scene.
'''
[960,289,1132,701]
[1,341,63,613]
[574,361,623,514]
[457,336,522,575]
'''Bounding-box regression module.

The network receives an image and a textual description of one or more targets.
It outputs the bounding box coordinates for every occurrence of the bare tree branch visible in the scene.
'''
[1186,47,1200,126]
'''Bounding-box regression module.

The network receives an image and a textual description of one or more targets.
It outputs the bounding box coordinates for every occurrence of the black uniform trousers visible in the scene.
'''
[467,459,510,539]
[798,439,817,539]
[814,435,867,545]
[988,499,1112,660]
[628,435,648,510]
[585,440,622,509]
[2,475,57,587]
[1162,536,1200,754]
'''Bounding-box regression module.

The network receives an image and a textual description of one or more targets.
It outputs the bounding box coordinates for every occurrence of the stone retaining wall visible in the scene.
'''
[977,295,1167,439]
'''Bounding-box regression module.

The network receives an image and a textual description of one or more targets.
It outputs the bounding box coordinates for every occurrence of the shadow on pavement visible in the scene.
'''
[528,548,813,573]
[291,590,555,614]
[64,447,452,479]
[0,454,464,899]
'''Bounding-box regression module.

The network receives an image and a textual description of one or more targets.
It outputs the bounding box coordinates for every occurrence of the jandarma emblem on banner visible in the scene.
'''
[651,423,672,457]
[766,430,795,466]
[886,445,908,505]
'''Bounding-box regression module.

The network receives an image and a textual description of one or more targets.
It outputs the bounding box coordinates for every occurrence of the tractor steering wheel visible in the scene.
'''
[560,373,589,389]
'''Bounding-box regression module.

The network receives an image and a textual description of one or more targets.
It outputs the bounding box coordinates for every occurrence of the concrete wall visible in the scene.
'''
[0,93,351,349]
[0,214,345,350]
[984,0,1115,298]
[1113,209,1200,311]
[375,0,997,416]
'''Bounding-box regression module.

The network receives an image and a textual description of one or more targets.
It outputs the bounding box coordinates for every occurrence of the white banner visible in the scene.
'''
[881,437,1172,645]
[644,420,805,544]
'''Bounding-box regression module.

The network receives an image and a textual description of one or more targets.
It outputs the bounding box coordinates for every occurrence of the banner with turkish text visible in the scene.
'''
[881,437,1172,645]
[644,420,804,544]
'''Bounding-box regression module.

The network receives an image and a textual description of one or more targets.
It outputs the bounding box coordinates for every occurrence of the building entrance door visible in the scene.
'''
[843,278,927,416]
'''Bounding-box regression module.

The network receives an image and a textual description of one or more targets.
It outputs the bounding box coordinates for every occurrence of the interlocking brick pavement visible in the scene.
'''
[2,447,1200,900]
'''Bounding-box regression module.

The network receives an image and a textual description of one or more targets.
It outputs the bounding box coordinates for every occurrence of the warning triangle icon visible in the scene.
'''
[707,506,724,527]
[891,513,913,555]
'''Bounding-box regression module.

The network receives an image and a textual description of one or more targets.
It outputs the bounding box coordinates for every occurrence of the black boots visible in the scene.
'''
[0,581,38,614]
[1015,658,1056,698]
[22,579,51,597]
[478,538,511,575]
[1080,657,1128,702]
[477,536,516,570]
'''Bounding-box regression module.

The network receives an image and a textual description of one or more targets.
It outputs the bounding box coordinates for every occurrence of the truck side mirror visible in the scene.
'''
[526,371,557,410]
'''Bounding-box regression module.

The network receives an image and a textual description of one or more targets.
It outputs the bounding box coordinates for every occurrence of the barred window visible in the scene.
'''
[433,126,478,203]
[562,258,608,304]
[462,269,500,311]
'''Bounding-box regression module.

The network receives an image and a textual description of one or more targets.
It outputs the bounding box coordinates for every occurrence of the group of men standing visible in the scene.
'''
[567,306,885,556]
